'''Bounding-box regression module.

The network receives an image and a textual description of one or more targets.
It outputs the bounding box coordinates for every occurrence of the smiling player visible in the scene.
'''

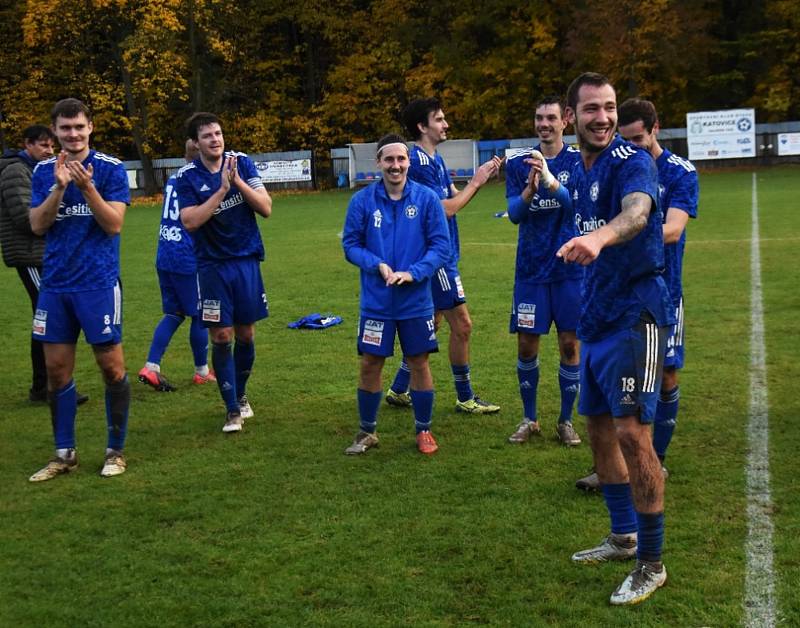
[175,112,272,433]
[342,134,450,455]
[28,98,131,481]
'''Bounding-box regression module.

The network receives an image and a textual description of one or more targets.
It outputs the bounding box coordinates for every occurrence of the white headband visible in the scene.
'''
[376,142,409,157]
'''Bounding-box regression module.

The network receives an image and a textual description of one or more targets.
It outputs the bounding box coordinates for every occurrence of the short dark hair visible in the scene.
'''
[535,95,564,116]
[566,72,613,111]
[402,98,442,140]
[618,98,658,133]
[376,133,408,158]
[185,112,221,141]
[23,125,55,143]
[51,98,91,124]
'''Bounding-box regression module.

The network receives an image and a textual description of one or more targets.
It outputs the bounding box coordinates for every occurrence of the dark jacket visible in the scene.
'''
[0,151,44,267]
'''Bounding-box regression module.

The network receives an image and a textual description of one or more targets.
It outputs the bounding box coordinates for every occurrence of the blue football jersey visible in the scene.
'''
[156,174,196,274]
[31,150,130,292]
[174,151,266,264]
[408,144,457,264]
[657,149,698,306]
[505,143,583,283]
[571,137,674,342]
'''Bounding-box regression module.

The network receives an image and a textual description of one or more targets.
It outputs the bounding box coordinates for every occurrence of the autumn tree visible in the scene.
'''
[748,0,800,120]
[563,0,715,127]
[0,0,792,175]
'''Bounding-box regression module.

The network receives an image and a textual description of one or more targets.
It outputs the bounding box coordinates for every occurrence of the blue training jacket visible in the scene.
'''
[342,178,450,320]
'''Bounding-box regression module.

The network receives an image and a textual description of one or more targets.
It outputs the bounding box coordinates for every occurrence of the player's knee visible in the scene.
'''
[235,328,255,344]
[560,340,578,362]
[616,424,649,458]
[586,417,614,448]
[46,367,71,390]
[661,367,678,390]
[404,353,429,373]
[452,314,472,341]
[100,363,127,385]
[360,353,384,371]
[517,333,539,359]
[210,327,234,344]
[359,356,384,387]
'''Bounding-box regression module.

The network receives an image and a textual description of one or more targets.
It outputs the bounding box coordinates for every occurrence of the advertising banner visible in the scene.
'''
[777,132,800,156]
[686,109,756,160]
[255,159,312,183]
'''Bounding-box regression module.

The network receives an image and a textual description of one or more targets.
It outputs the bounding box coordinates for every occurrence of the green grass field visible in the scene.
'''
[1,167,798,626]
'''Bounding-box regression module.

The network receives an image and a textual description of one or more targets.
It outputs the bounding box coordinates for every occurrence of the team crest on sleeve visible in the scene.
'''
[372,209,382,228]
[590,181,599,202]
[405,204,418,219]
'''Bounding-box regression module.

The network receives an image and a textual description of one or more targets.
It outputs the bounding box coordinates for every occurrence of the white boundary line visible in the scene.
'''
[744,172,776,627]
[461,236,800,248]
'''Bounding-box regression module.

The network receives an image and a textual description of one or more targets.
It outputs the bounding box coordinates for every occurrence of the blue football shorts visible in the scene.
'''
[357,314,438,357]
[33,282,123,345]
[198,257,268,328]
[664,296,685,370]
[432,263,466,311]
[157,268,200,317]
[509,278,582,335]
[578,313,667,423]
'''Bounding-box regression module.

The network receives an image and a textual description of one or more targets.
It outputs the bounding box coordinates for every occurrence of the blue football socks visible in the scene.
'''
[653,386,679,461]
[234,339,256,399]
[105,374,130,451]
[50,380,77,450]
[451,364,473,402]
[636,511,665,563]
[146,313,184,365]
[517,355,540,420]
[410,389,434,433]
[212,341,238,413]
[602,483,638,535]
[390,359,411,394]
[357,389,382,433]
[558,362,580,423]
[189,316,209,368]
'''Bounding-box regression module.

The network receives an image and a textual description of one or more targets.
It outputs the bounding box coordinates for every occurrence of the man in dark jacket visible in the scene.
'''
[0,125,86,404]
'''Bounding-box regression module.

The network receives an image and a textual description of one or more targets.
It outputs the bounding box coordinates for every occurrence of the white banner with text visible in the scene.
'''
[686,109,756,160]
[255,159,312,183]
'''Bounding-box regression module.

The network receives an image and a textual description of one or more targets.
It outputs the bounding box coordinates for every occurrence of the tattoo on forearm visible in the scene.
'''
[609,192,651,243]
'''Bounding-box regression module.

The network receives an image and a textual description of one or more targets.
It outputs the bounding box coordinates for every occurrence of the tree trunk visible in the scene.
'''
[116,47,158,195]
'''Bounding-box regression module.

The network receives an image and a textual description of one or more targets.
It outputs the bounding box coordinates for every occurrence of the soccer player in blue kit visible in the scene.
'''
[342,135,450,455]
[618,98,698,471]
[176,112,272,434]
[385,98,502,415]
[138,139,215,391]
[505,96,583,446]
[576,98,699,491]
[552,73,675,605]
[28,98,131,481]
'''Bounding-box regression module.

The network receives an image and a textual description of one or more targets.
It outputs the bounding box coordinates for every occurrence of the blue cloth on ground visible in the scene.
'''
[288,313,343,330]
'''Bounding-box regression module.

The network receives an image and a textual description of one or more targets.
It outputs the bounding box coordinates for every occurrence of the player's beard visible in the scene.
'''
[578,123,615,153]
[539,134,556,148]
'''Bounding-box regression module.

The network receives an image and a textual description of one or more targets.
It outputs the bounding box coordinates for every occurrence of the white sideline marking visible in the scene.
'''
[744,172,776,627]
[461,236,800,248]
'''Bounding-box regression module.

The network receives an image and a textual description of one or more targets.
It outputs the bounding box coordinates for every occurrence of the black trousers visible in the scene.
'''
[16,266,46,393]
